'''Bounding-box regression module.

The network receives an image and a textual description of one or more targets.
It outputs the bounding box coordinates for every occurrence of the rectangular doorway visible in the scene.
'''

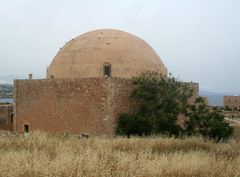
[24,124,29,133]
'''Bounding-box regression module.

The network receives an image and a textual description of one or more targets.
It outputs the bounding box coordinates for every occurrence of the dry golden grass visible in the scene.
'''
[0,132,239,177]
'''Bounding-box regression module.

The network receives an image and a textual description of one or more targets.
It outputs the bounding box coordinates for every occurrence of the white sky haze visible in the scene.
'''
[0,0,240,93]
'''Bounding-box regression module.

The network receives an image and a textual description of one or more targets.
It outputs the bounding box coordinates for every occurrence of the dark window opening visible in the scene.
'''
[104,64,111,77]
[24,124,29,133]
[10,113,13,123]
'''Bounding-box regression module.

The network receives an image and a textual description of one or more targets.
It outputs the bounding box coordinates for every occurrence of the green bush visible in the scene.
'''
[116,113,152,137]
[116,72,233,142]
[117,72,191,137]
[185,97,233,142]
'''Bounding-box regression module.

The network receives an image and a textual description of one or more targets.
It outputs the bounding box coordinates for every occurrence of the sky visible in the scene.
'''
[0,0,240,93]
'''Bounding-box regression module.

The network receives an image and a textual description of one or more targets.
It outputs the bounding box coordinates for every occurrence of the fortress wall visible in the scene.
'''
[13,78,199,136]
[224,96,240,111]
[14,78,136,136]
[0,104,13,130]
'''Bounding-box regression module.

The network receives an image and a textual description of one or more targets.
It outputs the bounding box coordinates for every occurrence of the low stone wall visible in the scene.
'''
[14,78,137,136]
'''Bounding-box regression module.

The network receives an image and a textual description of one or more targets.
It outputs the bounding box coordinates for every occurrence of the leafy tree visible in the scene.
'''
[116,113,152,137]
[117,71,193,137]
[185,97,233,142]
[116,71,233,141]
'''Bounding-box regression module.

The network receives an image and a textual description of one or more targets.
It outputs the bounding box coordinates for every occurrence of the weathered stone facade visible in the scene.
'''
[14,78,138,136]
[13,77,199,135]
[224,96,240,111]
[0,104,13,130]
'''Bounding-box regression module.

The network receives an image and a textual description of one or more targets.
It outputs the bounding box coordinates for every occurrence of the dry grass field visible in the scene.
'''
[0,132,239,177]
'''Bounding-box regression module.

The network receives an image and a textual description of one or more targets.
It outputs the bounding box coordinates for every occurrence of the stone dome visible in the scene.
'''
[46,29,167,79]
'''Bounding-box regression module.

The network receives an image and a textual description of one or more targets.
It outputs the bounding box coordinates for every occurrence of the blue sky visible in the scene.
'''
[0,0,240,93]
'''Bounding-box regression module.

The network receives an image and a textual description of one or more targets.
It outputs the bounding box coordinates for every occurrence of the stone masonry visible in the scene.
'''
[13,77,199,136]
[14,77,138,136]
[0,104,13,130]
[224,96,240,111]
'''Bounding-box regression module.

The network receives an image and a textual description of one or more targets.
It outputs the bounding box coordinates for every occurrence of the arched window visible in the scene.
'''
[103,63,111,77]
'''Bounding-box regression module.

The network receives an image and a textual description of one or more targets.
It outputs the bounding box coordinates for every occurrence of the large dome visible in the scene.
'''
[47,29,167,79]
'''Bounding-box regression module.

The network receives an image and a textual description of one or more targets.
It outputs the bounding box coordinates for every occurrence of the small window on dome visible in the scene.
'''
[103,63,111,77]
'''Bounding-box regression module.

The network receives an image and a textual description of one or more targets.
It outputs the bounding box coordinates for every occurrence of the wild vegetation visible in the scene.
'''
[117,72,233,141]
[0,132,239,177]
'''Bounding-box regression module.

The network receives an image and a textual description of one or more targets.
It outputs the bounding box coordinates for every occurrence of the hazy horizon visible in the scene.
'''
[1,0,240,93]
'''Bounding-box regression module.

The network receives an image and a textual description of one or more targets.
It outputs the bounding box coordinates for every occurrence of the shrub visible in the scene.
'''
[185,97,233,142]
[117,72,192,137]
[117,72,233,141]
[116,113,152,137]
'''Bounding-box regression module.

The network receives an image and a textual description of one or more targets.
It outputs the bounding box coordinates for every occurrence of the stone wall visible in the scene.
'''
[224,96,240,111]
[0,104,13,130]
[14,78,137,136]
[222,110,240,119]
[14,78,199,136]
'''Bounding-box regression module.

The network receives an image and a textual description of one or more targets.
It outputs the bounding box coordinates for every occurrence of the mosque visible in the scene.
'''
[10,29,198,136]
